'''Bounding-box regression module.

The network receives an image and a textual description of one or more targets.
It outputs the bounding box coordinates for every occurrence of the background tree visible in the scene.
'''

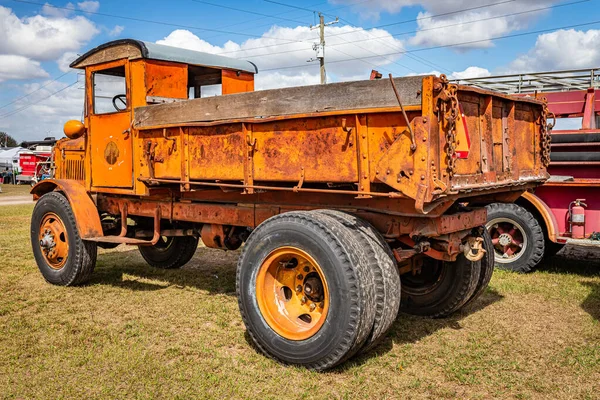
[0,132,18,147]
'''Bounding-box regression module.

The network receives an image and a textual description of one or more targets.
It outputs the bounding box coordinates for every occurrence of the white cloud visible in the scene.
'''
[0,55,49,82]
[0,5,99,61]
[57,51,80,72]
[332,0,557,50]
[0,77,84,141]
[451,66,491,79]
[407,66,491,80]
[77,1,100,13]
[157,26,408,88]
[508,29,600,72]
[108,25,124,37]
[41,2,74,18]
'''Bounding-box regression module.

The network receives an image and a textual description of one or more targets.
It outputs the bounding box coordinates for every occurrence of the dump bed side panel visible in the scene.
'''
[132,77,548,213]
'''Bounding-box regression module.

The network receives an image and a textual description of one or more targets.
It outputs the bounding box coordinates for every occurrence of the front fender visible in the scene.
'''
[31,179,103,238]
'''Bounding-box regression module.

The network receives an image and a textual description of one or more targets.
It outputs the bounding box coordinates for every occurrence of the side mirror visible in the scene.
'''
[63,120,86,139]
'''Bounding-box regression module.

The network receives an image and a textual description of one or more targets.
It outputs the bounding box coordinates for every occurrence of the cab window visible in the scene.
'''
[93,66,127,114]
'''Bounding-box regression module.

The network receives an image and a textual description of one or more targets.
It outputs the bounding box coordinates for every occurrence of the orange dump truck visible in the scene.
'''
[30,39,550,370]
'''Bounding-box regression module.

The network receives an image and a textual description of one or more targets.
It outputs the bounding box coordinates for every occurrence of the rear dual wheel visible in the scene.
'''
[237,210,400,371]
[400,228,493,318]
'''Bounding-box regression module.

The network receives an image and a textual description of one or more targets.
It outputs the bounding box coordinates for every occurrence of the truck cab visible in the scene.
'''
[55,39,257,194]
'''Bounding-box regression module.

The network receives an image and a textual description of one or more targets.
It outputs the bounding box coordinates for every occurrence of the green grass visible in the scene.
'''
[0,184,32,196]
[1,204,599,399]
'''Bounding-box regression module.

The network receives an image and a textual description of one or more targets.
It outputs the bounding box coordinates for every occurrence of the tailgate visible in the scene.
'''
[442,83,550,194]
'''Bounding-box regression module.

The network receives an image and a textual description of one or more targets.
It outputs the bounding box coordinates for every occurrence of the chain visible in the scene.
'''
[438,74,460,178]
[539,98,554,168]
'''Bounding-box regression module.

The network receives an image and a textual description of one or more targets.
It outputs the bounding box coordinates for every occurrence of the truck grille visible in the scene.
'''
[63,158,85,182]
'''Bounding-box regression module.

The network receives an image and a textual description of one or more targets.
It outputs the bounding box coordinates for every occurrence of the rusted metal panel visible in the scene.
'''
[187,124,245,181]
[252,117,359,183]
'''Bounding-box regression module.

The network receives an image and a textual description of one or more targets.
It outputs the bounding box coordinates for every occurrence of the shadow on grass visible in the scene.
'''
[331,287,504,371]
[92,247,504,368]
[536,254,600,278]
[580,281,600,321]
[89,247,238,295]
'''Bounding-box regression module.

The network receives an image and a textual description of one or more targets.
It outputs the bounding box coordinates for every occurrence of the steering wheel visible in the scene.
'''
[112,94,127,112]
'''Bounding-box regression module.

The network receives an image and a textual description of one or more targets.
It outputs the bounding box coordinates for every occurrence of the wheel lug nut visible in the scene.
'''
[309,303,316,311]
[303,266,310,272]
[296,285,302,293]
[301,296,307,304]
[319,302,324,308]
[297,274,303,280]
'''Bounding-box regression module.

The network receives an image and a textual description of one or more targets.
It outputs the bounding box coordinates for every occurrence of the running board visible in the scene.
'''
[86,236,157,246]
[565,238,600,247]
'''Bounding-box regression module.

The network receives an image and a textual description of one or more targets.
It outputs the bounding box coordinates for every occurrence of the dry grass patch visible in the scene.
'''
[0,204,598,399]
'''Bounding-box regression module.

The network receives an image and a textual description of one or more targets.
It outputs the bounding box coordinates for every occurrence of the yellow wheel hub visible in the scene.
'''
[39,212,69,270]
[256,247,329,341]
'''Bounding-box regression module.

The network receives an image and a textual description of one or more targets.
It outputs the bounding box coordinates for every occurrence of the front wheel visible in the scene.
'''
[485,203,545,272]
[30,192,97,286]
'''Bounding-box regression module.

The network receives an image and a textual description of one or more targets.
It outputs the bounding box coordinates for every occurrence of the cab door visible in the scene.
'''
[88,60,133,188]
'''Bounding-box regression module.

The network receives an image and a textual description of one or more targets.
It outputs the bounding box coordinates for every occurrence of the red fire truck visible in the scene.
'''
[460,68,600,271]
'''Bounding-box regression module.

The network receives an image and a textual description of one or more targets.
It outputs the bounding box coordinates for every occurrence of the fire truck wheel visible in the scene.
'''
[400,253,481,318]
[138,236,199,269]
[462,228,495,309]
[237,211,376,371]
[31,192,97,286]
[311,209,401,354]
[485,203,545,272]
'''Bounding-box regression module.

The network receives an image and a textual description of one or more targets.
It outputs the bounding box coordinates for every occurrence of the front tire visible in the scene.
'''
[485,203,545,272]
[31,192,97,286]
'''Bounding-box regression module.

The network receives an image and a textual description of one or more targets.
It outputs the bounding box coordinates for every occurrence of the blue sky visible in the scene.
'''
[0,0,599,141]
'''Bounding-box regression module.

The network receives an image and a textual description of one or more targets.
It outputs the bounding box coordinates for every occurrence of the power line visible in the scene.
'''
[213,0,520,56]
[0,71,73,110]
[0,80,79,119]
[10,0,307,43]
[231,0,588,62]
[335,16,447,74]
[260,18,600,72]
[190,0,311,25]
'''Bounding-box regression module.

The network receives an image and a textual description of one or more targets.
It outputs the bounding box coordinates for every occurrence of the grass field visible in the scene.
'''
[0,184,32,196]
[1,204,598,399]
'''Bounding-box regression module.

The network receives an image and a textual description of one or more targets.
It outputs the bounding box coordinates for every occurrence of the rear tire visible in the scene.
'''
[30,192,97,286]
[485,203,545,272]
[138,236,199,269]
[236,211,375,371]
[311,210,401,353]
[400,252,481,318]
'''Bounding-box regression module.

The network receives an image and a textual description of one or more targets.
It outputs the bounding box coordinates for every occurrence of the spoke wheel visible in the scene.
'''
[486,217,528,264]
[38,212,70,270]
[256,247,329,341]
[485,203,545,272]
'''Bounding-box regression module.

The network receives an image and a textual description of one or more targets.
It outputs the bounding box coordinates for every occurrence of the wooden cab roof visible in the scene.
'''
[69,39,258,74]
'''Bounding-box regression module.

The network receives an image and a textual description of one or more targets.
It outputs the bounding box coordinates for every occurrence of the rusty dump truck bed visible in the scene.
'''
[129,74,549,215]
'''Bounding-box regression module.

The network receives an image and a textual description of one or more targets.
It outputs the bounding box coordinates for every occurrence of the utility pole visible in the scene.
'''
[308,13,338,84]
